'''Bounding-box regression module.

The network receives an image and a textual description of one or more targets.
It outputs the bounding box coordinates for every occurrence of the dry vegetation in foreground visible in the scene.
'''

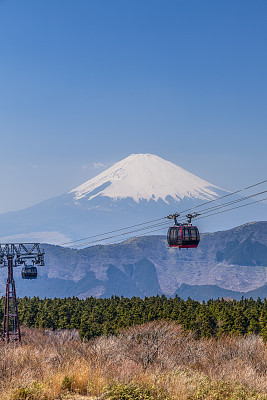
[0,321,266,400]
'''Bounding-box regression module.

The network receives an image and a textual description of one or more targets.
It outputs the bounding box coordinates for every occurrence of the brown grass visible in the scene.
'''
[0,322,266,400]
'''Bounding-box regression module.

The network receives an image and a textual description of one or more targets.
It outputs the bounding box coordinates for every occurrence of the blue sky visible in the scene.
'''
[0,0,266,212]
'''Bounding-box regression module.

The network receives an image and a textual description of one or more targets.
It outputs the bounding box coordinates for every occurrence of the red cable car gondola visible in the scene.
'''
[167,213,200,249]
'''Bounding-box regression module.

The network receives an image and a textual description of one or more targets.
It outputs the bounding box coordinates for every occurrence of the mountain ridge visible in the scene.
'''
[0,221,265,299]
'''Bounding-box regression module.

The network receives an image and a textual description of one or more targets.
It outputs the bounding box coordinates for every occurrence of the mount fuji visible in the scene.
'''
[0,154,264,244]
[70,153,220,204]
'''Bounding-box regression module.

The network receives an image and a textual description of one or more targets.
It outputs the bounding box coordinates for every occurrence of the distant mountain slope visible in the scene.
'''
[216,238,267,266]
[0,153,265,244]
[175,283,267,301]
[13,275,267,301]
[0,221,265,300]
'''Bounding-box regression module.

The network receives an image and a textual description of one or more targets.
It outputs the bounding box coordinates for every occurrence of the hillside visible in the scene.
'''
[0,221,266,299]
[1,323,266,400]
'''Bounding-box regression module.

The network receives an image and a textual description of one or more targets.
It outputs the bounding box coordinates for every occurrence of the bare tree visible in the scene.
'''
[119,320,183,369]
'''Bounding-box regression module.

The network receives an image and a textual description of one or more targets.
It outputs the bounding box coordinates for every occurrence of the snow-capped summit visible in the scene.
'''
[70,153,220,203]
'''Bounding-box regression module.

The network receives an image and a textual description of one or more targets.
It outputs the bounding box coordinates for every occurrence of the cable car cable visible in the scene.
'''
[68,193,267,248]
[13,179,266,255]
[194,196,267,221]
[178,190,267,218]
[42,189,267,252]
[59,216,167,246]
[176,179,267,215]
[57,178,267,248]
[70,220,172,248]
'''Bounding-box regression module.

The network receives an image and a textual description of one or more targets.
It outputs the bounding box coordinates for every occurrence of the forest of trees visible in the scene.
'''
[0,295,266,341]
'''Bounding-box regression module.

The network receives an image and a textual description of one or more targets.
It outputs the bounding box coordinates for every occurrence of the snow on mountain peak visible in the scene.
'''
[70,153,220,203]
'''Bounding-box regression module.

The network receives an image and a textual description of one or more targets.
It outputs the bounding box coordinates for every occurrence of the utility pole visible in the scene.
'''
[1,243,44,343]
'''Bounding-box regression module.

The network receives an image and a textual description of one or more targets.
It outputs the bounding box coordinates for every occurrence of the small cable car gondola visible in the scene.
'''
[21,265,38,279]
[167,213,200,249]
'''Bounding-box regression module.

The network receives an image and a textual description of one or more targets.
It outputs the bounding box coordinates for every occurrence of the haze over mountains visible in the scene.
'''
[0,153,265,245]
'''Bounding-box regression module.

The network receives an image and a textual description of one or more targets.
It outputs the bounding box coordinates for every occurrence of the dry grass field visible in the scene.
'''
[0,321,266,400]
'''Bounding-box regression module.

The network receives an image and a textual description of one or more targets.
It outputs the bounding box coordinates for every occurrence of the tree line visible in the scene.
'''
[0,295,266,341]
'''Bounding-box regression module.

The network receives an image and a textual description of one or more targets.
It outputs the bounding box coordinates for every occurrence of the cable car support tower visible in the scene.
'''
[0,243,44,343]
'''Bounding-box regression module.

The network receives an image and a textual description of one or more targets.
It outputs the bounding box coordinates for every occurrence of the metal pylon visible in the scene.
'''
[3,255,21,342]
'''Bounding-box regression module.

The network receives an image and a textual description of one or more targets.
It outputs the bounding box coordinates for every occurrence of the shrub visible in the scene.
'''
[11,381,46,400]
[61,375,75,391]
[104,382,172,400]
[188,376,267,400]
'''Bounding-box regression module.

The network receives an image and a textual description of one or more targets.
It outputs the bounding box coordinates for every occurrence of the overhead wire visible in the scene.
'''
[54,193,266,250]
[59,216,167,246]
[81,223,172,247]
[194,196,267,221]
[177,178,267,215]
[57,178,267,248]
[4,189,267,262]
[68,220,171,248]
[108,194,267,244]
[9,178,265,256]
[66,187,267,247]
[0,178,265,268]
[40,186,267,253]
[10,191,266,262]
[74,194,267,248]
[177,190,267,219]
